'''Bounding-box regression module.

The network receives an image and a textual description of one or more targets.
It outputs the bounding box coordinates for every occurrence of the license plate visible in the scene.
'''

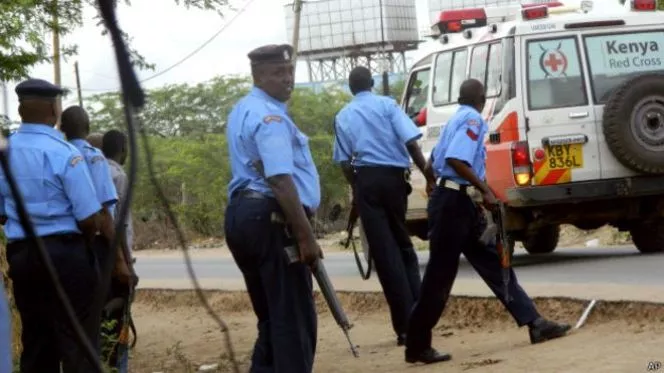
[545,144,583,169]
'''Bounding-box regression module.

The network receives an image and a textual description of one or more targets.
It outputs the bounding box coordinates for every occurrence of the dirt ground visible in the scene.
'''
[128,290,664,373]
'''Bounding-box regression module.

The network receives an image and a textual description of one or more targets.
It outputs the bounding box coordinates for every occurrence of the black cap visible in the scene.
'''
[15,78,64,101]
[248,44,294,65]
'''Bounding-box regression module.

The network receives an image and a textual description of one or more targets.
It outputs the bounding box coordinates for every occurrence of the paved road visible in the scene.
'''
[135,245,663,286]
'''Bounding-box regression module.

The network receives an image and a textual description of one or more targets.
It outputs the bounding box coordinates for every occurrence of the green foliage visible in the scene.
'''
[84,76,406,242]
[0,0,230,81]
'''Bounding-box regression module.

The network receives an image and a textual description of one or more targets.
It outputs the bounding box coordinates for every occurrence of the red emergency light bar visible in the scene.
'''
[434,8,487,34]
[631,0,657,10]
[522,1,564,8]
[522,5,549,20]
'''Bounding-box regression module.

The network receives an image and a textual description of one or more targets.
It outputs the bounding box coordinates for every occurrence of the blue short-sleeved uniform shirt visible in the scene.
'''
[70,138,118,208]
[333,91,422,168]
[0,124,102,241]
[431,105,488,185]
[226,87,321,210]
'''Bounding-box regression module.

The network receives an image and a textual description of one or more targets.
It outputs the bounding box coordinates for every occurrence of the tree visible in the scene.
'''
[0,0,230,81]
[83,76,411,245]
[87,75,251,136]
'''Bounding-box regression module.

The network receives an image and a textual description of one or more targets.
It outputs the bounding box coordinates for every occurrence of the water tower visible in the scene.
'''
[284,0,421,83]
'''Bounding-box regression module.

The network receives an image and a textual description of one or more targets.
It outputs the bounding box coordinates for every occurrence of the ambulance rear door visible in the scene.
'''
[520,31,602,186]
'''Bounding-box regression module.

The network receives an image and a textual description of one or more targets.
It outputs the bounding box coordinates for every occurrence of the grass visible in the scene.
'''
[0,240,22,364]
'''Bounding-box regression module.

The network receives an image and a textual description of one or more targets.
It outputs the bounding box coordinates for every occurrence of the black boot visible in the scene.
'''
[405,347,452,364]
[528,317,571,344]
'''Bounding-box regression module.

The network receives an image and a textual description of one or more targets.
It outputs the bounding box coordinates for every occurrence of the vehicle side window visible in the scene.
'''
[403,68,431,117]
[526,36,588,110]
[486,42,503,97]
[470,44,488,86]
[583,30,664,104]
[470,42,503,98]
[450,49,469,102]
[432,52,453,106]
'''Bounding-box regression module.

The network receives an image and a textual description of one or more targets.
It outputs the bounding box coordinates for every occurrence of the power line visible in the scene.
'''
[80,0,257,93]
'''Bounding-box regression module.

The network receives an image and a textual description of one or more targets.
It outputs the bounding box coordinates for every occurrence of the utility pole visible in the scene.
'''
[74,61,83,107]
[291,0,304,77]
[1,82,8,120]
[52,0,62,127]
[378,0,390,96]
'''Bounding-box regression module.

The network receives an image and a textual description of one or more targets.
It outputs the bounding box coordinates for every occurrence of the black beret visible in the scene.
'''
[15,78,64,101]
[248,44,294,65]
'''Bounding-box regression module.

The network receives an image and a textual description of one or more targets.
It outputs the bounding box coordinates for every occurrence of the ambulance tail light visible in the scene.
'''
[414,108,427,127]
[511,141,532,186]
[631,0,657,11]
[522,5,548,20]
[434,8,487,35]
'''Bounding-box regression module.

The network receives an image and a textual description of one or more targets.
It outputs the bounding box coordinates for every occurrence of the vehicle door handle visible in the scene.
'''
[568,112,589,119]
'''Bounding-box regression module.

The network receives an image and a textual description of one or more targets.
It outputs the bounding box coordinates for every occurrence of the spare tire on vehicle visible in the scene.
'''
[602,73,664,174]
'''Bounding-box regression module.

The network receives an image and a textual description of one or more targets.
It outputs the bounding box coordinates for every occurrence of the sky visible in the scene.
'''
[1,0,626,121]
[0,0,438,122]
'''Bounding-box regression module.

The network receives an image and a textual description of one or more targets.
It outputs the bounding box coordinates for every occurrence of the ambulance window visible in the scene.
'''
[470,45,488,87]
[486,42,503,97]
[583,30,664,104]
[449,49,469,102]
[526,37,588,110]
[432,51,453,106]
[404,68,431,117]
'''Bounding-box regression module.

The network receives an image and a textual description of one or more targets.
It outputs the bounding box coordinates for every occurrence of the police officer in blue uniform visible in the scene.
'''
[0,78,104,372]
[60,106,132,279]
[405,79,571,365]
[333,66,434,346]
[225,44,321,373]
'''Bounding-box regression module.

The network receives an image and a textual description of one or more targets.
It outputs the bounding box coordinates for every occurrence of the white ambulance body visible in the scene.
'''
[399,0,664,254]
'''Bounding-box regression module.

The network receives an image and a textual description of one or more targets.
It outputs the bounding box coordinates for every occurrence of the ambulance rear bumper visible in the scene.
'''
[506,175,664,208]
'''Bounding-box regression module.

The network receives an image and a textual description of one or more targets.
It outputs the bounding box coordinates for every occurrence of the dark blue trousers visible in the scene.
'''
[355,166,421,338]
[224,195,317,373]
[7,234,101,373]
[406,187,539,354]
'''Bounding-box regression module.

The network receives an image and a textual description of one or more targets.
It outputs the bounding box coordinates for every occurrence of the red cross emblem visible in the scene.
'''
[539,43,568,78]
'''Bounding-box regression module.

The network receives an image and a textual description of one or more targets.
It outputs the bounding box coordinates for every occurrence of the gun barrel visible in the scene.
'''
[312,259,359,357]
[313,259,352,330]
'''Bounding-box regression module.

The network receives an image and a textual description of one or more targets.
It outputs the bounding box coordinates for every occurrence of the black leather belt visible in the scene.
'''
[232,189,313,218]
[232,189,267,200]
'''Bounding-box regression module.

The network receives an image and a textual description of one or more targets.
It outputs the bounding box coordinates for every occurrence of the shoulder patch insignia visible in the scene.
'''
[467,118,480,126]
[466,128,479,141]
[70,155,83,167]
[263,115,283,124]
[90,155,105,164]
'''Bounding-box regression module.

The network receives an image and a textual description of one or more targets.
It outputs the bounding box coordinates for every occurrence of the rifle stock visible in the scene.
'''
[478,202,513,302]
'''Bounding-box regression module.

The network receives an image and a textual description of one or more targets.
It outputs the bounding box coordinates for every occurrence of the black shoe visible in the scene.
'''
[405,347,452,364]
[397,334,406,346]
[529,317,571,344]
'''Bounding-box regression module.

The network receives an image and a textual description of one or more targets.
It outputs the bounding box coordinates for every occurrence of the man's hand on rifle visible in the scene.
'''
[298,235,323,269]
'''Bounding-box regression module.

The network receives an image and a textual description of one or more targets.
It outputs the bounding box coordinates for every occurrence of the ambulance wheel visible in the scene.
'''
[629,219,664,253]
[603,73,664,174]
[522,225,560,255]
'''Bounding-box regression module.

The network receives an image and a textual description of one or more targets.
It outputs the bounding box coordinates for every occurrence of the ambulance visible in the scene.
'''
[397,0,664,254]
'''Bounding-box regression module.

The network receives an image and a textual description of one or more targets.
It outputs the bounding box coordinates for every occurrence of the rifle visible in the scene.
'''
[344,203,372,280]
[284,245,359,358]
[479,202,513,302]
[273,211,359,358]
